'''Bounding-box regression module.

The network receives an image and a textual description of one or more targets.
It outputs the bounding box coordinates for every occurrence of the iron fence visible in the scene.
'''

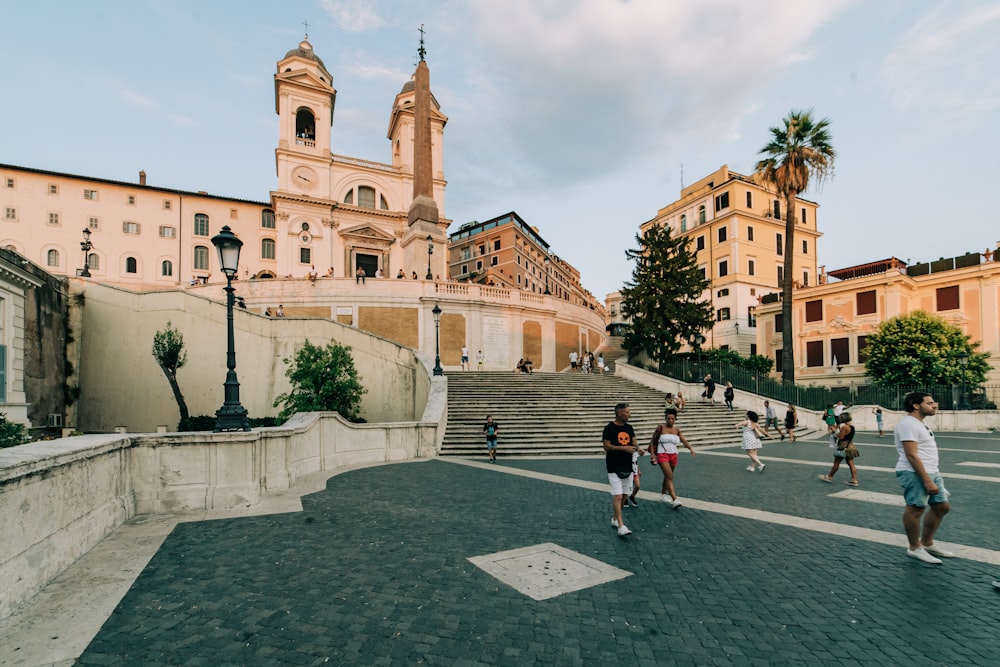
[646,358,998,412]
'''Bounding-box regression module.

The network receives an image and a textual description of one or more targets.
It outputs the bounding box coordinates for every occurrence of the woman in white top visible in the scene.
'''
[736,410,771,473]
[649,409,696,508]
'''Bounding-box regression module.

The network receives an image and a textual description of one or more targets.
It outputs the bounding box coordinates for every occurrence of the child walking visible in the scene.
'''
[737,410,771,473]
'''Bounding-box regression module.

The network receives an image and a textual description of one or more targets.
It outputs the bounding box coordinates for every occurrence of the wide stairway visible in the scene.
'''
[441,371,767,457]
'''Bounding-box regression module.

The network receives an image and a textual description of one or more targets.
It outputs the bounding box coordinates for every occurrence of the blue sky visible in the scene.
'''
[3,0,998,300]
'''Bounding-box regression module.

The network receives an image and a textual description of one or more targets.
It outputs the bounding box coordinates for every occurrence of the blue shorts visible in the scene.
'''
[896,470,950,508]
[486,438,497,450]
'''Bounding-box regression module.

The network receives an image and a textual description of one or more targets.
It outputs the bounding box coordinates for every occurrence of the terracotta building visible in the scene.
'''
[447,211,600,311]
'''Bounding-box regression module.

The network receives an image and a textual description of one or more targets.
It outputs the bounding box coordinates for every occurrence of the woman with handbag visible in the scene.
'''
[818,412,860,485]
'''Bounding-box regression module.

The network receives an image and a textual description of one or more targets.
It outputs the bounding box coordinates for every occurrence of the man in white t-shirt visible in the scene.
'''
[894,392,952,564]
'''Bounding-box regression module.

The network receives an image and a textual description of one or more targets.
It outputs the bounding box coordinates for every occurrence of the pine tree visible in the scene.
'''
[621,224,713,366]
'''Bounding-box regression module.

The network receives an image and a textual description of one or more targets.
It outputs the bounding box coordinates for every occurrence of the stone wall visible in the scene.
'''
[0,383,445,621]
[70,281,427,433]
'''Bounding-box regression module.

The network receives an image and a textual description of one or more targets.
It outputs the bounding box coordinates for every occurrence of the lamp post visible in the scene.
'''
[958,351,969,410]
[211,225,249,432]
[692,333,705,379]
[543,257,551,295]
[432,304,443,376]
[733,321,739,353]
[426,234,434,280]
[79,228,93,277]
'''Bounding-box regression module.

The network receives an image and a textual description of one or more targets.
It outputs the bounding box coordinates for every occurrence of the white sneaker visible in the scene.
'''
[906,547,942,564]
[617,524,632,537]
[745,465,755,472]
[611,517,619,528]
[924,544,956,558]
[660,494,672,503]
[672,498,682,509]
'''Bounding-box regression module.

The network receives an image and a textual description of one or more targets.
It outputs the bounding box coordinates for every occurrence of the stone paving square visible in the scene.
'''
[468,543,632,601]
[62,448,1000,666]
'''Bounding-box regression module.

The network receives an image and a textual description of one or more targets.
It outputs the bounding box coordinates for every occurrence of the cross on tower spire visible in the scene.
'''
[417,24,427,62]
[302,19,310,39]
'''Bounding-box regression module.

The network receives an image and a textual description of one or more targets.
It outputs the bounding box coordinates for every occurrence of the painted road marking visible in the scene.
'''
[958,461,1000,468]
[827,489,904,506]
[446,458,1000,566]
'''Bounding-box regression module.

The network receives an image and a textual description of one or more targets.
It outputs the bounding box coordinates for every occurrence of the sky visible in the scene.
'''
[3,0,999,300]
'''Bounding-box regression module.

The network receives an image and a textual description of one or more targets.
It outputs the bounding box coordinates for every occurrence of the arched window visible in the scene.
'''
[261,238,276,260]
[161,260,173,276]
[88,254,100,271]
[295,108,316,142]
[193,245,209,270]
[680,214,687,232]
[125,257,138,274]
[47,249,60,267]
[261,209,275,229]
[194,213,209,236]
[380,194,389,210]
[343,189,354,205]
[358,186,376,209]
[698,205,706,224]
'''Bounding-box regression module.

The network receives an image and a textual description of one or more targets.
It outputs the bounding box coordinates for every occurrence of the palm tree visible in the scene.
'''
[756,109,835,384]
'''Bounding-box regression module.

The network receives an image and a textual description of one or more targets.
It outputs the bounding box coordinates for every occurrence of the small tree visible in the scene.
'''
[0,412,28,448]
[274,340,367,421]
[621,223,714,366]
[152,321,189,428]
[864,311,990,386]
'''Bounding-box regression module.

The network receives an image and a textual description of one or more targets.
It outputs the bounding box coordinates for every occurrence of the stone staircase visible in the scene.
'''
[440,371,802,457]
[596,335,627,372]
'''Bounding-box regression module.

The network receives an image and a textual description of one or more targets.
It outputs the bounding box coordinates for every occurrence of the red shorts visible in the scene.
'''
[653,452,678,467]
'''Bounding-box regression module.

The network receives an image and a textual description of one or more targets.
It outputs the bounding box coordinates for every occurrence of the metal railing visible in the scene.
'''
[648,358,998,411]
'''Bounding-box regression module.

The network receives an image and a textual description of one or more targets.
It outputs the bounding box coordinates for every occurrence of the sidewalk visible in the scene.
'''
[3,446,999,665]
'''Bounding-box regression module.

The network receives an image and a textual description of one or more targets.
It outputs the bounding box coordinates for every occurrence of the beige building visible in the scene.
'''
[640,165,821,355]
[0,38,450,289]
[755,250,1000,385]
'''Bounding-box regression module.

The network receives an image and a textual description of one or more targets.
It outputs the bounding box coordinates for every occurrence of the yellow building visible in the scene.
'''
[641,165,820,354]
[755,251,1000,385]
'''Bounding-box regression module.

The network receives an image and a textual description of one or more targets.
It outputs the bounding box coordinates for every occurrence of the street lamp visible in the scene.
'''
[958,351,969,410]
[426,234,434,280]
[79,227,93,277]
[432,304,443,376]
[211,225,250,432]
[692,333,706,379]
[543,257,551,295]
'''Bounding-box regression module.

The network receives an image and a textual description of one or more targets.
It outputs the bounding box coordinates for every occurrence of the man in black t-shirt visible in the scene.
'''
[603,402,638,537]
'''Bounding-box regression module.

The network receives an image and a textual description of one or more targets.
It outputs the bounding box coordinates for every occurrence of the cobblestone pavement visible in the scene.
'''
[67,431,1000,666]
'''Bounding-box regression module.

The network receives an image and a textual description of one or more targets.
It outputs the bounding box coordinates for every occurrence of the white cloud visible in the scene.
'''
[454,0,852,187]
[321,0,386,33]
[121,89,155,108]
[880,3,1000,119]
[348,62,410,82]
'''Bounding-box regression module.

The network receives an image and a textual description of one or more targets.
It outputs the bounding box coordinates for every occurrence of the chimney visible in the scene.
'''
[139,170,147,186]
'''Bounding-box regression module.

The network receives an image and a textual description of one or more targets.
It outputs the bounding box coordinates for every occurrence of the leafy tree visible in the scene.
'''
[700,348,774,374]
[274,340,367,421]
[864,311,990,386]
[0,411,28,448]
[152,321,189,428]
[756,109,836,383]
[621,223,713,365]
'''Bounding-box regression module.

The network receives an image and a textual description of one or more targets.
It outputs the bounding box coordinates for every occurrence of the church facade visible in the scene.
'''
[0,38,450,288]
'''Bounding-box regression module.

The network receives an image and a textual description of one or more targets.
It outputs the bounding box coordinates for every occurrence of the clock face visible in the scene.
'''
[291,166,318,191]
